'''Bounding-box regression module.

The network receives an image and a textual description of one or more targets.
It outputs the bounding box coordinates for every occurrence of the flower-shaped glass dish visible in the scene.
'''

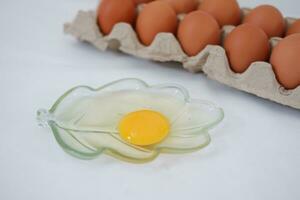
[37,78,224,163]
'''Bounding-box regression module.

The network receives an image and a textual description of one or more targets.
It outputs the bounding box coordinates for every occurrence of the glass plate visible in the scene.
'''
[37,78,224,163]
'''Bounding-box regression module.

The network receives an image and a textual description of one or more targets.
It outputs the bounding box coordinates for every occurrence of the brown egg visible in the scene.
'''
[136,1,178,46]
[270,34,300,89]
[224,24,270,73]
[198,0,241,26]
[177,10,220,56]
[286,19,300,36]
[158,0,198,14]
[97,0,136,35]
[243,5,285,38]
[134,0,154,4]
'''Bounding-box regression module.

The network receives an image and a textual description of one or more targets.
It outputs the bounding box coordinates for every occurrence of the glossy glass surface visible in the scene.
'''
[37,78,224,163]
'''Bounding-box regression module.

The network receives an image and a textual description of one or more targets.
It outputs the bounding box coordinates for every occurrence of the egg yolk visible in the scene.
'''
[118,110,170,146]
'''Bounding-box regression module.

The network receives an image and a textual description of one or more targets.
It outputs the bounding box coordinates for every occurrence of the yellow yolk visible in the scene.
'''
[118,110,170,146]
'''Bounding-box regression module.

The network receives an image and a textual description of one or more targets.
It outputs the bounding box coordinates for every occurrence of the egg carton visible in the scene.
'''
[64,10,209,72]
[64,10,300,109]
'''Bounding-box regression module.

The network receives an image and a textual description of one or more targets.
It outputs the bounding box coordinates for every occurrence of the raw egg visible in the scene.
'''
[177,10,220,56]
[136,1,178,46]
[119,110,170,146]
[286,19,300,36]
[224,24,270,73]
[270,34,300,89]
[243,5,285,38]
[198,0,241,26]
[97,0,136,35]
[46,79,224,162]
[158,0,198,14]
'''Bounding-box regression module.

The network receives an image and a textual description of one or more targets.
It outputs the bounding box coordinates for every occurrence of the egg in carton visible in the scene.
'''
[64,8,300,110]
[63,8,210,72]
[202,9,300,110]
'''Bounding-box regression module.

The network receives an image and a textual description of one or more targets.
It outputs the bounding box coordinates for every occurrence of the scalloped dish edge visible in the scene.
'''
[63,10,300,109]
[37,78,224,163]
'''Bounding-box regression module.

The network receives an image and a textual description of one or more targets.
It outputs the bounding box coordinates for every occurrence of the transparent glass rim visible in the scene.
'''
[38,78,224,163]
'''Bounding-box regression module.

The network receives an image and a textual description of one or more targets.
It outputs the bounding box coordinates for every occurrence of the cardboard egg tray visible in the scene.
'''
[64,9,300,110]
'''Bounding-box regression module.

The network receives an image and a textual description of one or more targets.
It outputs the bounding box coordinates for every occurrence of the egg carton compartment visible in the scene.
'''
[64,10,211,73]
[205,9,300,110]
[64,9,300,109]
[201,45,300,109]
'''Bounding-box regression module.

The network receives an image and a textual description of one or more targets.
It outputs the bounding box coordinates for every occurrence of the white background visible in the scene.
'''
[1,0,300,199]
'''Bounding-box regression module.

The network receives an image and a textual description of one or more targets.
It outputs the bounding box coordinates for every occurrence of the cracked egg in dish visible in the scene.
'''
[37,78,224,163]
